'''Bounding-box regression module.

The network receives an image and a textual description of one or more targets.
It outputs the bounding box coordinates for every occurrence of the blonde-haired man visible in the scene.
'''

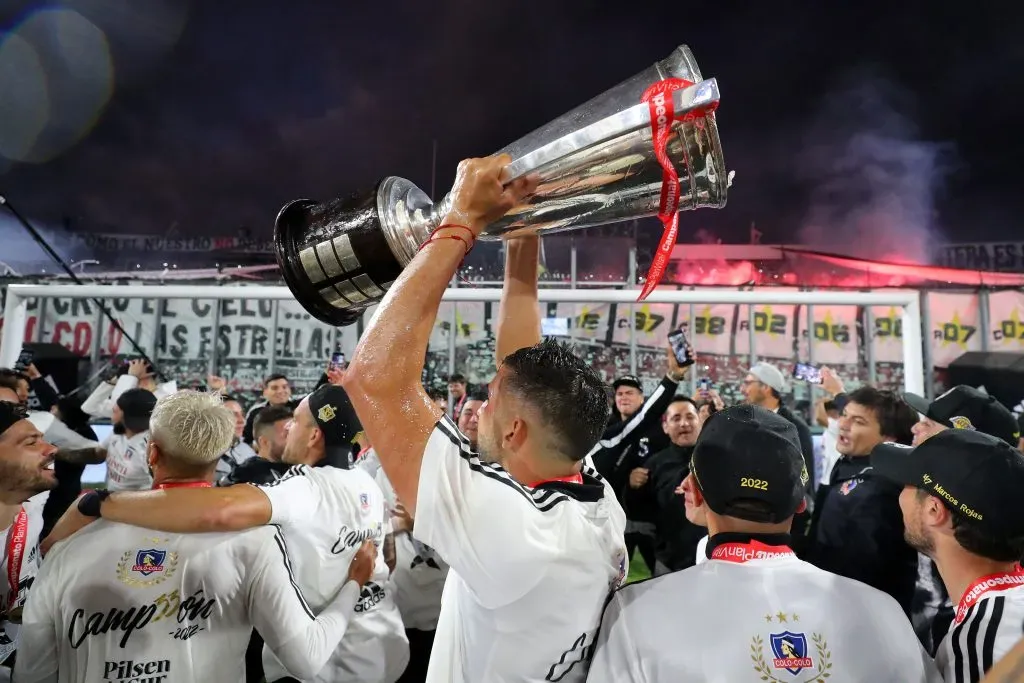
[18,391,374,683]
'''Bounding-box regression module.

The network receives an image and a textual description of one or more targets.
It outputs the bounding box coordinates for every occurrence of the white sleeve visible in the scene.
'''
[154,380,177,398]
[109,374,139,402]
[588,591,644,683]
[11,555,59,683]
[43,419,100,451]
[80,383,114,418]
[414,416,557,608]
[247,527,361,680]
[258,466,321,526]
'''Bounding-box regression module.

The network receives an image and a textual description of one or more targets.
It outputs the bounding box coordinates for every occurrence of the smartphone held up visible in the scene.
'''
[793,362,823,384]
[667,327,695,368]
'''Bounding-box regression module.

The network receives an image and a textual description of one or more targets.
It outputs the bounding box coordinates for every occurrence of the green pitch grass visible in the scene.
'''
[626,549,652,583]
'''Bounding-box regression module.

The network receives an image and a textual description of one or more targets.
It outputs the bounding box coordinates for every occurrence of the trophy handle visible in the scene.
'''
[503,79,721,182]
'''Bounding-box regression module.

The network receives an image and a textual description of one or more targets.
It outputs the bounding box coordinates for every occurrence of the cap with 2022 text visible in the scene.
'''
[871,428,1024,537]
[690,404,808,524]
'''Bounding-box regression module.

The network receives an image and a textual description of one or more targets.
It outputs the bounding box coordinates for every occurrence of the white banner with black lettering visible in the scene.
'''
[928,292,982,368]
[734,289,799,360]
[797,305,859,366]
[987,290,1024,352]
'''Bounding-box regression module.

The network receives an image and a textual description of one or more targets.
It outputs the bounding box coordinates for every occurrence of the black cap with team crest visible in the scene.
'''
[871,429,1024,537]
[306,384,362,468]
[902,385,1019,446]
[689,404,808,524]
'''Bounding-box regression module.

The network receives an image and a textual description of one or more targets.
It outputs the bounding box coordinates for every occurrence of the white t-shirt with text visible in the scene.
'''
[14,520,360,683]
[260,464,409,683]
[415,416,627,683]
[0,493,48,666]
[104,431,153,492]
[589,537,941,683]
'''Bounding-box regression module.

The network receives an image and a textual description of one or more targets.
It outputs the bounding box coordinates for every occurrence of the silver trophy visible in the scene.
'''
[276,45,729,326]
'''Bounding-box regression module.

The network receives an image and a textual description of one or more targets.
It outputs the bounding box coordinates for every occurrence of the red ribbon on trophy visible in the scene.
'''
[5,507,28,619]
[637,78,718,301]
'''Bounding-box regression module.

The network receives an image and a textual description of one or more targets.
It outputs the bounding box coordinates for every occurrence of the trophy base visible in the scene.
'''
[274,184,408,327]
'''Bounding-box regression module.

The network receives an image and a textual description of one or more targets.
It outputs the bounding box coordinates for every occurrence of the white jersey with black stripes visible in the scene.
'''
[416,416,628,683]
[257,463,409,683]
[937,581,1024,683]
[14,520,360,683]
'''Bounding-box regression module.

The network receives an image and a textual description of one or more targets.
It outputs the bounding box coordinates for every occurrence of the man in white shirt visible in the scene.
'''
[871,430,1024,683]
[0,401,57,679]
[80,359,176,418]
[52,389,156,492]
[44,384,408,683]
[17,390,375,683]
[589,404,940,683]
[342,156,627,683]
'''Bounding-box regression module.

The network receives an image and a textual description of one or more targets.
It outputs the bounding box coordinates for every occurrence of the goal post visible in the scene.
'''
[0,283,925,395]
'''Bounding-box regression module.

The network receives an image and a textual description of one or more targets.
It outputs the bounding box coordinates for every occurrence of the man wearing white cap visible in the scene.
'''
[741,362,816,549]
[741,362,815,491]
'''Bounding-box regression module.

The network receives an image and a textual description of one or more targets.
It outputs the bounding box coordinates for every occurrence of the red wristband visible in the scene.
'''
[436,224,476,241]
[418,233,472,256]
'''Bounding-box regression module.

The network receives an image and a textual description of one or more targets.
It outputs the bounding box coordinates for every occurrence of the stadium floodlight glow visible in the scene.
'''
[0,283,924,394]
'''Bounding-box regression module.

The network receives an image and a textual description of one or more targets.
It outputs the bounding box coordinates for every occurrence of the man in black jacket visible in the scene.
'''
[641,396,707,574]
[589,350,688,574]
[805,385,920,614]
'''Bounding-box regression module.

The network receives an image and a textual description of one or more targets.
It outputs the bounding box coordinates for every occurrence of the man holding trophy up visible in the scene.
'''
[274,45,728,681]
[342,156,628,683]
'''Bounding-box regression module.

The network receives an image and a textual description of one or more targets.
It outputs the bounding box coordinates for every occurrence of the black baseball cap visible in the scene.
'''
[0,401,27,437]
[690,404,809,524]
[872,429,1024,537]
[903,386,1020,446]
[612,375,643,392]
[307,385,362,466]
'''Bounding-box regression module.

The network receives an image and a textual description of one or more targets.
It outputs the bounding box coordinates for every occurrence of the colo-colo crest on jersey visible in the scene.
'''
[749,612,833,682]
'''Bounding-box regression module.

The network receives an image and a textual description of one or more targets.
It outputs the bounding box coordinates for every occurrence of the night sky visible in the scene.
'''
[1,0,1021,262]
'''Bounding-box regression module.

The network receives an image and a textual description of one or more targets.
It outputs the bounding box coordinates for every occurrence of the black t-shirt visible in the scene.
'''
[645,443,706,571]
[222,456,292,486]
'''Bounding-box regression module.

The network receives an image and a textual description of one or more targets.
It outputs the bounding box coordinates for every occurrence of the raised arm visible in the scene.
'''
[44,466,321,552]
[54,445,107,465]
[343,156,535,515]
[495,237,541,364]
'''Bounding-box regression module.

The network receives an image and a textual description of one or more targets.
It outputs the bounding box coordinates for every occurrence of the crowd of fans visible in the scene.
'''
[1,158,1023,683]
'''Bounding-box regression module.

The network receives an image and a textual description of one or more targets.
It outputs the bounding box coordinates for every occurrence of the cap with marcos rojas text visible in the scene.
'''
[872,428,1024,537]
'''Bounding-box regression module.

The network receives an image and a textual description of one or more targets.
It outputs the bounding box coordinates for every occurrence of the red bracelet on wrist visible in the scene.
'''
[436,224,476,241]
[418,224,475,256]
